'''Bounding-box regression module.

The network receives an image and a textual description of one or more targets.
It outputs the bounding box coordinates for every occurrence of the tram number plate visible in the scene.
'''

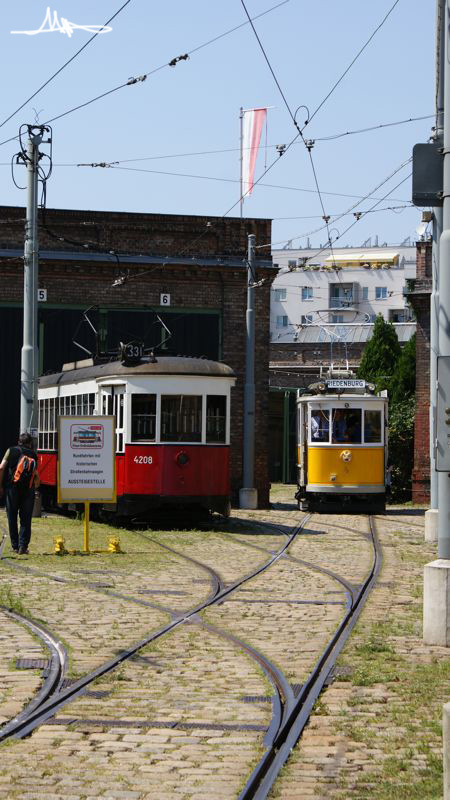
[134,456,153,465]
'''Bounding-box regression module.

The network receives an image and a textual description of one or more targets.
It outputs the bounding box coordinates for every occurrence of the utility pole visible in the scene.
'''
[20,126,44,437]
[423,0,450,648]
[239,233,258,509]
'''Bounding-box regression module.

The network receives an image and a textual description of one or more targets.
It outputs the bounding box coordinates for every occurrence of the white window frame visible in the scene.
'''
[375,286,387,300]
[276,315,288,328]
[301,287,313,301]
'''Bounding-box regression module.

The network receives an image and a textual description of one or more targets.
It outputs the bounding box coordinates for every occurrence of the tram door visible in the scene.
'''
[101,387,125,453]
[297,400,308,488]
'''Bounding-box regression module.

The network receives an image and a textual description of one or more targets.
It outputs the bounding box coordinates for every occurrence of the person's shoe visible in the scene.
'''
[18,547,29,555]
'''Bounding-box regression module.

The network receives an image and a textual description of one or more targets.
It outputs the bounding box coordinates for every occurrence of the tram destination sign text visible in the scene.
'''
[326,379,365,389]
[58,416,116,503]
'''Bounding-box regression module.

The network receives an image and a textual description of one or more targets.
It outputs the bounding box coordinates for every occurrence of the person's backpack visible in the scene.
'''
[13,452,37,489]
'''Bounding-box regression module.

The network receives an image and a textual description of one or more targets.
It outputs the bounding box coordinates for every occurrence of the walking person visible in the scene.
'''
[0,433,40,555]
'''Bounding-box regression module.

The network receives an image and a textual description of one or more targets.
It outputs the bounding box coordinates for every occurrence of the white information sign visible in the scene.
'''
[38,288,47,301]
[58,416,116,503]
[160,293,171,306]
[326,379,365,389]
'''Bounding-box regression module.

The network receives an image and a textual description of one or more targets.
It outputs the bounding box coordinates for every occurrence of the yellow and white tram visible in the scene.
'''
[296,375,388,513]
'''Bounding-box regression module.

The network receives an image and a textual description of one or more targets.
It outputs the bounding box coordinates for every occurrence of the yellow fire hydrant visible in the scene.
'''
[54,536,67,555]
[107,536,122,553]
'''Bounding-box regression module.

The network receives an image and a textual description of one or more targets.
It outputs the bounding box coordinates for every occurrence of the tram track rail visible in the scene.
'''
[0,510,382,800]
[0,515,312,744]
[238,514,382,800]
[0,524,69,740]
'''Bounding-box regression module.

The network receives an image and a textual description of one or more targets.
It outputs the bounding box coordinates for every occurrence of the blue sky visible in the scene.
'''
[0,1,435,250]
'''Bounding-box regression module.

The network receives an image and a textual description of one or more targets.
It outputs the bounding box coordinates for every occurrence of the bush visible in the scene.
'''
[387,395,415,501]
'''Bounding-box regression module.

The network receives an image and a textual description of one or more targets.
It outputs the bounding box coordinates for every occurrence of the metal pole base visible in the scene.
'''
[423,559,450,646]
[239,488,258,510]
[425,508,439,542]
[32,492,42,518]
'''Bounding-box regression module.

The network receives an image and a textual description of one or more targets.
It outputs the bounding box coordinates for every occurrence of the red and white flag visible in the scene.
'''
[241,107,267,198]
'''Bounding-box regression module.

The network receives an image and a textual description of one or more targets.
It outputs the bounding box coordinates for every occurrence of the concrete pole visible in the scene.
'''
[423,0,450,647]
[438,0,450,562]
[239,233,258,509]
[20,128,42,436]
[426,0,445,542]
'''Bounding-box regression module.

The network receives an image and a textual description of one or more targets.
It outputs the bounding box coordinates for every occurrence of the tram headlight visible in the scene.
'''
[318,382,326,393]
[367,382,376,393]
[176,451,189,466]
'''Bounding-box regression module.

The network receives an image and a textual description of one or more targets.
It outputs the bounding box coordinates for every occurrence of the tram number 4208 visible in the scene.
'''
[133,456,153,465]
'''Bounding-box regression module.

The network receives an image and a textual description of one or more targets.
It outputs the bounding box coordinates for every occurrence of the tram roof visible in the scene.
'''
[39,356,236,387]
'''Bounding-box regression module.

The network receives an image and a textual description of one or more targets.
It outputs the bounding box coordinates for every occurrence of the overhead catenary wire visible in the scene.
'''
[239,0,337,266]
[300,171,413,266]
[258,155,414,249]
[0,0,291,150]
[0,112,426,167]
[304,0,402,129]
[0,0,134,131]
[80,162,409,205]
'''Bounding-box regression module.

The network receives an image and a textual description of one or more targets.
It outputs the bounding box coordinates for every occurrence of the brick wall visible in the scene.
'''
[0,205,275,507]
[409,239,432,503]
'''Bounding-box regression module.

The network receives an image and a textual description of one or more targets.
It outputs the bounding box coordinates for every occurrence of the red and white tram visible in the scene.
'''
[37,355,236,519]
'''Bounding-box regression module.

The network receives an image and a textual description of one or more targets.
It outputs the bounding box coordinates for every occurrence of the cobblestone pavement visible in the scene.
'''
[269,504,449,800]
[0,497,443,799]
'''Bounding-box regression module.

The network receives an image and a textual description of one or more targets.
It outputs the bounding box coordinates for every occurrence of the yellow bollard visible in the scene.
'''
[54,536,67,555]
[107,536,122,553]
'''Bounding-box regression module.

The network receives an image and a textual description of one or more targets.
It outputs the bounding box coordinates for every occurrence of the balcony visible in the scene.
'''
[329,296,355,308]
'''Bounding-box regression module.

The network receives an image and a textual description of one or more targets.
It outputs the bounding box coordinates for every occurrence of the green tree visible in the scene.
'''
[390,332,416,405]
[358,314,402,393]
[358,318,416,501]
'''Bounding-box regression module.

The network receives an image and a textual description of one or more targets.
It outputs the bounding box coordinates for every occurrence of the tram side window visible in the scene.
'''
[38,397,57,450]
[331,409,362,444]
[206,395,226,443]
[310,410,330,442]
[364,410,382,443]
[161,395,202,442]
[131,394,156,441]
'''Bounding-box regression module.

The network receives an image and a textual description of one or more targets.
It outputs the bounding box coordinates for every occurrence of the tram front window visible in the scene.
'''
[331,409,362,444]
[364,410,382,443]
[310,410,330,442]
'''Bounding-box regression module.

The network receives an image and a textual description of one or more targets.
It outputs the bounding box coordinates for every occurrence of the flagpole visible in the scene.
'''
[240,106,244,218]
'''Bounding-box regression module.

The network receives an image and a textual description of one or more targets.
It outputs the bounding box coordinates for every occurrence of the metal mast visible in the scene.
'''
[240,233,258,509]
[20,126,43,436]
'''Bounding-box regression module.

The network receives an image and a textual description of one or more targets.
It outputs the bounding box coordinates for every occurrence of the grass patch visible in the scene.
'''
[0,584,27,615]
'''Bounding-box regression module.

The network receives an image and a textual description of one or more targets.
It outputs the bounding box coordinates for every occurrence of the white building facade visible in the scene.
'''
[270,245,417,343]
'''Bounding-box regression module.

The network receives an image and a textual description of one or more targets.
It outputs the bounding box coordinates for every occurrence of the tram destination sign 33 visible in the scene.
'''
[58,416,116,503]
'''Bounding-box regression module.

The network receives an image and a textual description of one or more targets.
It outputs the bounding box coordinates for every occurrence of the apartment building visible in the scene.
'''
[270,244,417,341]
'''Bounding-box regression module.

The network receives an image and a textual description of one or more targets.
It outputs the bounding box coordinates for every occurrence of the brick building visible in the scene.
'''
[407,238,432,503]
[0,206,276,507]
